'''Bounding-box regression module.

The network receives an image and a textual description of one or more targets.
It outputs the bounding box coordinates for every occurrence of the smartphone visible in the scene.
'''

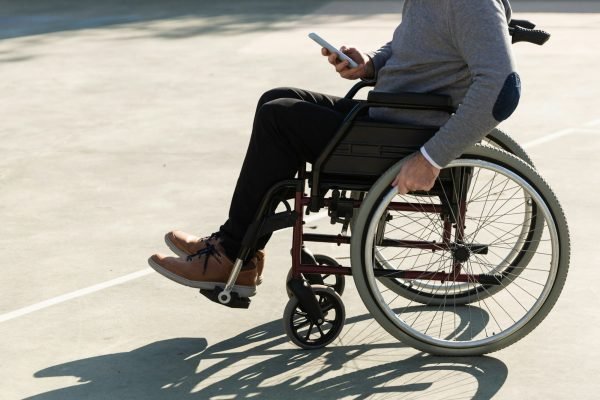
[308,32,359,69]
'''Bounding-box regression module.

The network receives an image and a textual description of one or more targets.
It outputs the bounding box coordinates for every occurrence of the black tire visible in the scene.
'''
[350,145,569,356]
[485,128,534,166]
[283,285,346,350]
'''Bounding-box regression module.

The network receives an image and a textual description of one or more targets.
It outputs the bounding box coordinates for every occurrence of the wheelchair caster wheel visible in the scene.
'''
[283,285,345,350]
[286,254,346,298]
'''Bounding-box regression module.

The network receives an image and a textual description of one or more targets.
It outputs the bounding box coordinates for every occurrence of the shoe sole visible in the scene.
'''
[164,233,264,286]
[148,257,257,298]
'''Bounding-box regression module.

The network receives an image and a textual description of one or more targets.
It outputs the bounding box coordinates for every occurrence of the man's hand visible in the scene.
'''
[392,152,441,195]
[321,46,374,80]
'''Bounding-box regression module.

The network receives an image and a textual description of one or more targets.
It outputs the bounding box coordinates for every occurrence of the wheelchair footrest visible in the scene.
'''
[199,287,251,309]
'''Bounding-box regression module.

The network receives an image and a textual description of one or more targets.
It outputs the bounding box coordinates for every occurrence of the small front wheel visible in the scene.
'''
[283,285,345,350]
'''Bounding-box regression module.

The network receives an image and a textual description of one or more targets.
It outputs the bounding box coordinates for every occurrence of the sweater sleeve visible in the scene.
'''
[422,0,519,167]
[368,42,392,77]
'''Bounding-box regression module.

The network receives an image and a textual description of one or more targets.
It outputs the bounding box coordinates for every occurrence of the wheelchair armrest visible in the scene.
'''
[367,91,455,113]
[344,80,377,99]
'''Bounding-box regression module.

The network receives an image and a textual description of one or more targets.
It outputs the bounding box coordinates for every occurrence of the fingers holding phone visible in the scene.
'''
[321,46,368,79]
[311,33,373,80]
[340,47,367,76]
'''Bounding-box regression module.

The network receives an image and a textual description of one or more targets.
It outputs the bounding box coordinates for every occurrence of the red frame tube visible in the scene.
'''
[291,183,483,284]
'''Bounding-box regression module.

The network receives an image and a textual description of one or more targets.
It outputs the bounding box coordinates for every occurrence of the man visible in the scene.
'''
[148,0,520,299]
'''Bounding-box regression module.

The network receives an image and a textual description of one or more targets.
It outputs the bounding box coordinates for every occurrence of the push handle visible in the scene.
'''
[509,25,551,45]
[508,19,550,45]
[509,19,536,30]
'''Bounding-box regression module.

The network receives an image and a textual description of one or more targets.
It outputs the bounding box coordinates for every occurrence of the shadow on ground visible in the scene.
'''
[27,315,508,400]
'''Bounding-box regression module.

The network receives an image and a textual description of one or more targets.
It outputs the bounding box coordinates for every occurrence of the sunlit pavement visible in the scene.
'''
[1,1,599,399]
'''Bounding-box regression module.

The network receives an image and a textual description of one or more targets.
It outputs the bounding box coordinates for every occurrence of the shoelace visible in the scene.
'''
[202,232,221,242]
[187,243,223,273]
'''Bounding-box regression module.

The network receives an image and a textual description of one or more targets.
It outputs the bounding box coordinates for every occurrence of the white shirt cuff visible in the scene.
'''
[420,147,442,169]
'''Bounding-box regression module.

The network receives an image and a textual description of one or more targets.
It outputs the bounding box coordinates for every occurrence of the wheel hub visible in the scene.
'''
[453,244,471,263]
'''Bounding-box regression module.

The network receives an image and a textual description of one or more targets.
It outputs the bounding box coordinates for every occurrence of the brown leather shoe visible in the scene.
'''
[148,242,258,298]
[164,230,218,257]
[165,230,265,284]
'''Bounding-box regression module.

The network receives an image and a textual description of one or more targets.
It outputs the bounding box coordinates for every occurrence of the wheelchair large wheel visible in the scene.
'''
[350,145,569,355]
[372,130,542,304]
[373,179,543,305]
[355,129,538,302]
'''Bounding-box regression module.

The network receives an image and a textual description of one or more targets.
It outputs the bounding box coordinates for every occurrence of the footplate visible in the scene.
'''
[200,287,251,309]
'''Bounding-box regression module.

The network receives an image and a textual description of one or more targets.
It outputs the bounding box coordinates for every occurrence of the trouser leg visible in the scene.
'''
[219,87,359,261]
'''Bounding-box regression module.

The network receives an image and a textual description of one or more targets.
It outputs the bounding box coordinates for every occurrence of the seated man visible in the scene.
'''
[148,0,520,298]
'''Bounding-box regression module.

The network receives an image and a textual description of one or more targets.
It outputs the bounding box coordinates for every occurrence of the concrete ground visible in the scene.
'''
[1,1,599,398]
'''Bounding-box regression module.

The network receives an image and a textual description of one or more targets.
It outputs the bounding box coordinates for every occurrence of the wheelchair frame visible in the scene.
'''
[198,20,567,356]
[208,80,459,306]
[197,76,568,356]
[210,80,526,304]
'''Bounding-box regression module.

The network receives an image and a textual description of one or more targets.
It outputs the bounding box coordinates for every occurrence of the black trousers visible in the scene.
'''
[218,87,360,261]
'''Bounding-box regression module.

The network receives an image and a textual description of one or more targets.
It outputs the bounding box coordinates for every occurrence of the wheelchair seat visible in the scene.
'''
[312,90,454,195]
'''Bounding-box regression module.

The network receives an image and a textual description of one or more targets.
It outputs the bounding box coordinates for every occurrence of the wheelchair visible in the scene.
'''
[200,21,569,356]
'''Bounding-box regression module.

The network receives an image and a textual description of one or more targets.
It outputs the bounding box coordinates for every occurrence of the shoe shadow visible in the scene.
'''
[26,314,508,400]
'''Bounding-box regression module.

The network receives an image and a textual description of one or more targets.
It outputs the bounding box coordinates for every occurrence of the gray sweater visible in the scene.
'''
[370,0,517,167]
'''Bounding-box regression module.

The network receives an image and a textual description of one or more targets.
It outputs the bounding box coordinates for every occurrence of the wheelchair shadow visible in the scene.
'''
[26,313,508,400]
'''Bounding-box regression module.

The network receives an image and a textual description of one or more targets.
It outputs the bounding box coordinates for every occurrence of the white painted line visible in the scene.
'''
[0,212,331,324]
[522,117,600,149]
[522,128,575,149]
[0,268,152,323]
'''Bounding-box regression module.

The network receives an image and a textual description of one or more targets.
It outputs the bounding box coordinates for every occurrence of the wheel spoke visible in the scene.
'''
[304,323,314,341]
[316,324,326,337]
